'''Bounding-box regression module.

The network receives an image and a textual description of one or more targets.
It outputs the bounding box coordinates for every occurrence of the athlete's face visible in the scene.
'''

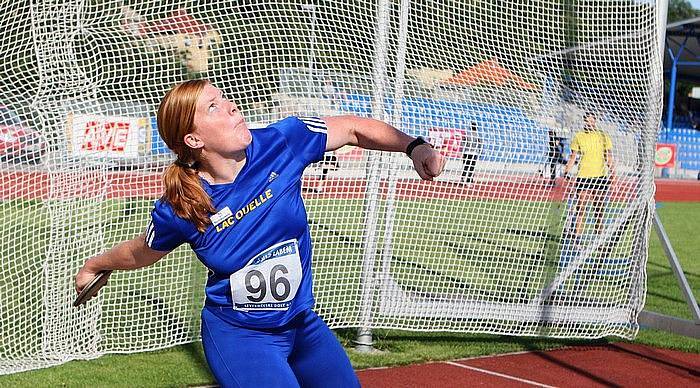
[584,115,596,131]
[189,83,251,157]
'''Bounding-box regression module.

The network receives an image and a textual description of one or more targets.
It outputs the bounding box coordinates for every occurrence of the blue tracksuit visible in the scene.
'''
[146,117,359,387]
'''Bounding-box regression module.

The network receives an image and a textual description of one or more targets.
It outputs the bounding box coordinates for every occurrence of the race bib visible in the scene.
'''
[230,239,302,312]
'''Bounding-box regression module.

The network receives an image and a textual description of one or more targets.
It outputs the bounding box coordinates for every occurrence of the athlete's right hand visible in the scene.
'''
[411,144,446,181]
[75,261,107,294]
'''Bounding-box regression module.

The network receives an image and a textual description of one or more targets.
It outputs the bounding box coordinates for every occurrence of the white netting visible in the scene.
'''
[0,0,663,375]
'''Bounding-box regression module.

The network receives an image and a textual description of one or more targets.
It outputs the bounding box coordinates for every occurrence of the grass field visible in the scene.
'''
[0,199,697,387]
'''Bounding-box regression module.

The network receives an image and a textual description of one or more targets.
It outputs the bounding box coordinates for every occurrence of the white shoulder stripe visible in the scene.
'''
[147,228,156,248]
[304,125,327,134]
[299,117,328,133]
[146,229,156,248]
[300,121,326,130]
[145,221,153,238]
[299,116,325,125]
[145,221,155,247]
[299,116,327,134]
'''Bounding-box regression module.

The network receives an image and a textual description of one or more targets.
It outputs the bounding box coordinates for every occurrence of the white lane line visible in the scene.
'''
[451,349,538,362]
[444,361,558,388]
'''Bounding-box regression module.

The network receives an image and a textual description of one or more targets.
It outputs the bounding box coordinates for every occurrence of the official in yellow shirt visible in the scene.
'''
[563,112,615,236]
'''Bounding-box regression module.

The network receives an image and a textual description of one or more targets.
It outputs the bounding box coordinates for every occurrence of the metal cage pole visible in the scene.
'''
[377,0,411,343]
[636,0,700,339]
[356,0,391,352]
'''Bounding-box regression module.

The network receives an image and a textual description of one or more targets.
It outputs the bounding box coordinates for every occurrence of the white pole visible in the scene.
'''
[379,0,411,322]
[657,0,668,60]
[356,0,390,353]
[302,4,317,103]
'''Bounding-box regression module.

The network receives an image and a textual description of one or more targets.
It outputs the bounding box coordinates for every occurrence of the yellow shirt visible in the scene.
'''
[570,129,612,178]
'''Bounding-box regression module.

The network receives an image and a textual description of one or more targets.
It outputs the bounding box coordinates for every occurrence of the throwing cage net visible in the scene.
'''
[0,0,664,375]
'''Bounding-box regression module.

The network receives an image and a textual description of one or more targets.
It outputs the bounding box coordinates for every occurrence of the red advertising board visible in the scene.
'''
[654,143,676,168]
[67,113,149,159]
[82,121,130,152]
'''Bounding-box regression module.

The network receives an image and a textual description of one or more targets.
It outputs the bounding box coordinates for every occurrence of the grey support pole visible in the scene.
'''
[638,213,700,339]
[652,213,700,323]
[355,0,391,353]
[639,214,700,338]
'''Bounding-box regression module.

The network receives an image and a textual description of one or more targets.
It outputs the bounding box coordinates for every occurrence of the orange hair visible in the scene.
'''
[157,79,215,232]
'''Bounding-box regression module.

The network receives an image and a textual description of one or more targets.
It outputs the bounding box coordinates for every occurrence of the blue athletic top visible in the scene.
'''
[145,116,327,329]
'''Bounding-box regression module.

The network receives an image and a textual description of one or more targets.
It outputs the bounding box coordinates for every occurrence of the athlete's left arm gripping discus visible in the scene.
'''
[73,270,113,307]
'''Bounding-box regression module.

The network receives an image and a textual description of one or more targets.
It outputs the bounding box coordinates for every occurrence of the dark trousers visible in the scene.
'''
[462,154,477,182]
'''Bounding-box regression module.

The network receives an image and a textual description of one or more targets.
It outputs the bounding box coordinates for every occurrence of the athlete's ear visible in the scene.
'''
[183,133,204,149]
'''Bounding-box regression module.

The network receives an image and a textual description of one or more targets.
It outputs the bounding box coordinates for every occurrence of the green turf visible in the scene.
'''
[0,200,697,386]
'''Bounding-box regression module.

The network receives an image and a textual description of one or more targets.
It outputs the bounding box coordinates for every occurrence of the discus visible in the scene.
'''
[73,270,112,307]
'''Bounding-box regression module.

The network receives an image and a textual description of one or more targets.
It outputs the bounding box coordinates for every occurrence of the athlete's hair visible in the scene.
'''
[157,79,216,232]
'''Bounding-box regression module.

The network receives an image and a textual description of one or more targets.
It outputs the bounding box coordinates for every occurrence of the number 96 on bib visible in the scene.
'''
[229,239,302,312]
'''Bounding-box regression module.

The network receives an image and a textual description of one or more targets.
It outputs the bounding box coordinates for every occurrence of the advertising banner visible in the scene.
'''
[428,127,466,158]
[67,113,149,158]
[654,143,676,168]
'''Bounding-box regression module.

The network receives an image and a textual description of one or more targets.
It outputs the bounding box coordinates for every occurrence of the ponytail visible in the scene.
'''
[162,162,215,232]
[157,79,215,232]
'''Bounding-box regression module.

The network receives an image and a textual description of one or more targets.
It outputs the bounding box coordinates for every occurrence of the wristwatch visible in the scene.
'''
[406,136,431,157]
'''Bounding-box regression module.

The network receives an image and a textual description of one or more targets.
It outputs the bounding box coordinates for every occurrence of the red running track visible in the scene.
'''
[653,179,700,202]
[356,343,700,387]
[1,171,698,202]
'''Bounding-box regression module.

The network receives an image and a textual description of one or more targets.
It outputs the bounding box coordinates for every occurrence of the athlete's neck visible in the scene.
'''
[198,151,247,185]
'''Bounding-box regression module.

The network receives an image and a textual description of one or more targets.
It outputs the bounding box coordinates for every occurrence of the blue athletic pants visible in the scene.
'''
[201,307,360,388]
